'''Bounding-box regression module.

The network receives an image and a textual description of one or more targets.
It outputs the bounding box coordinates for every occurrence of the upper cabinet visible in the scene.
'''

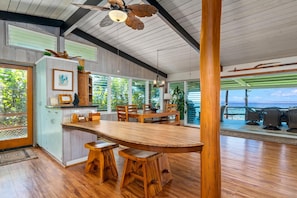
[77,71,92,105]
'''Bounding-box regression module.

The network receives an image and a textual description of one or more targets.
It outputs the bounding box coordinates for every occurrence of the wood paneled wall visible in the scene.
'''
[0,20,157,80]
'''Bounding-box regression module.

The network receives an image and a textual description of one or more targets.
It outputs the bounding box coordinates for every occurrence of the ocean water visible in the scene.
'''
[228,103,297,108]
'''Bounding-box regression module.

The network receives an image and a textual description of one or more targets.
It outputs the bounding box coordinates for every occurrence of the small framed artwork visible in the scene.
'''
[58,94,72,104]
[53,69,73,91]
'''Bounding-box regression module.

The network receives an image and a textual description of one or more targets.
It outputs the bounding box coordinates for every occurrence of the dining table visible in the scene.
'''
[128,110,180,125]
[62,120,203,153]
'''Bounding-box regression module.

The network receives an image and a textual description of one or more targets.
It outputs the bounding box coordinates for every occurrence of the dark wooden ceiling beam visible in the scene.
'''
[0,11,63,27]
[60,0,104,36]
[60,0,167,77]
[143,0,200,52]
[72,29,167,78]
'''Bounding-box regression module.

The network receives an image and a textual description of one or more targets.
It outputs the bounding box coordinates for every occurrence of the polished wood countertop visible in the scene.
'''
[62,120,203,153]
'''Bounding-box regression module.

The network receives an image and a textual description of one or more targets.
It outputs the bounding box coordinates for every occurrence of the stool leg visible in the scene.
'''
[142,163,149,198]
[158,154,173,186]
[97,149,118,183]
[120,159,136,189]
[104,149,118,179]
[98,151,105,184]
[85,150,100,173]
[146,160,162,198]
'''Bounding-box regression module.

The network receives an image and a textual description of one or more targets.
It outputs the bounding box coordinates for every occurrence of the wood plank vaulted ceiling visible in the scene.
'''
[1,0,297,82]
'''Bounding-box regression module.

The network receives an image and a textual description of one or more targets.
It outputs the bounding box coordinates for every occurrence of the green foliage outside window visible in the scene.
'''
[132,80,145,109]
[111,77,129,111]
[149,83,160,108]
[0,68,27,126]
[170,83,185,120]
[92,75,108,111]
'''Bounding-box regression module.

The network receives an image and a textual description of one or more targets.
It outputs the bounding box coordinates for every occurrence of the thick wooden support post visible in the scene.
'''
[119,148,163,198]
[200,0,222,197]
[85,141,119,184]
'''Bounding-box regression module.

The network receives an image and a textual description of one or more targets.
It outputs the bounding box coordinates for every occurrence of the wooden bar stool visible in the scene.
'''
[84,140,119,184]
[119,148,163,198]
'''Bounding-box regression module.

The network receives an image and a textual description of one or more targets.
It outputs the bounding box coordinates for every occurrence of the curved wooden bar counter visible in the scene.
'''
[62,120,203,153]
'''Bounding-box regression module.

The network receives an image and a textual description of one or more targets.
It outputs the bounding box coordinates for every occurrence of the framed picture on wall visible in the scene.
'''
[52,69,73,91]
[58,94,72,104]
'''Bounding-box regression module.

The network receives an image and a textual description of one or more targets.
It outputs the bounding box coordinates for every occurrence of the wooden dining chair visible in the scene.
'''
[116,105,128,122]
[165,104,177,112]
[126,105,138,122]
[143,104,152,112]
[127,104,138,113]
[161,104,178,122]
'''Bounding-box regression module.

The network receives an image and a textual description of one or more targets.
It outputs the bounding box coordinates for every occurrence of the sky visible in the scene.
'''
[220,87,297,104]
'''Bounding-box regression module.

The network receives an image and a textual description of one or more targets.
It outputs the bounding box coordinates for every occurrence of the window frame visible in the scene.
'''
[6,24,57,52]
[65,39,98,62]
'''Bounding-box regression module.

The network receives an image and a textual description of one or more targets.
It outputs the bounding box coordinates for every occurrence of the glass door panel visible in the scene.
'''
[0,65,33,149]
[186,81,201,125]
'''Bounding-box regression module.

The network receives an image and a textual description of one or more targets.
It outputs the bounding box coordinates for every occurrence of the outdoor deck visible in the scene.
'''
[219,119,297,145]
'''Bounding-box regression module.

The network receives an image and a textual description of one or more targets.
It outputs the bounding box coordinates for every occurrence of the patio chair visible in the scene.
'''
[245,107,261,125]
[262,108,282,130]
[220,105,227,122]
[287,108,297,132]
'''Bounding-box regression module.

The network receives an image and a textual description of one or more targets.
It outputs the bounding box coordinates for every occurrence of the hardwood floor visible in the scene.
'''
[1,135,297,198]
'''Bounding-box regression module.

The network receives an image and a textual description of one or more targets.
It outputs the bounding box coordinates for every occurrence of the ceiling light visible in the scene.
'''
[153,75,165,88]
[109,10,128,22]
[153,50,165,88]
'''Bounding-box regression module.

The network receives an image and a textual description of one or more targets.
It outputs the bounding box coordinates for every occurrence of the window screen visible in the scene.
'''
[8,25,57,51]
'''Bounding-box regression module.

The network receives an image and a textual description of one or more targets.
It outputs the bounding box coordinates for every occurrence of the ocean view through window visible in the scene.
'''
[221,88,297,120]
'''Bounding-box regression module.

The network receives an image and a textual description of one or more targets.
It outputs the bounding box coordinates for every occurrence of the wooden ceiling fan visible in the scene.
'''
[72,0,158,30]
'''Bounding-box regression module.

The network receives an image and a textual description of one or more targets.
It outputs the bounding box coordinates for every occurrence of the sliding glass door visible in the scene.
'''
[0,64,33,150]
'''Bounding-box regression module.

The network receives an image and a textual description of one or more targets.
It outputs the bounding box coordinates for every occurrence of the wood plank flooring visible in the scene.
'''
[1,135,297,198]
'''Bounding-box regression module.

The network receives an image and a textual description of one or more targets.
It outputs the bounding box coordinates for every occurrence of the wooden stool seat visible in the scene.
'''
[85,140,119,184]
[119,148,163,198]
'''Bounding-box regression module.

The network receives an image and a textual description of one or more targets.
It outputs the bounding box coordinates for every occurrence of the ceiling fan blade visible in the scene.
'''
[100,15,114,27]
[127,4,157,17]
[72,3,110,11]
[108,0,125,9]
[125,12,144,30]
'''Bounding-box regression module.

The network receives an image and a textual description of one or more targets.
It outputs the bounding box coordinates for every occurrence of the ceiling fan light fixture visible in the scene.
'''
[109,10,128,22]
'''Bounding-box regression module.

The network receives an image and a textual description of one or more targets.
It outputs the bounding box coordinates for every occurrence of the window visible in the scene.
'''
[149,82,160,108]
[65,40,97,61]
[132,80,146,109]
[111,77,129,111]
[7,25,57,51]
[186,81,200,124]
[92,74,108,111]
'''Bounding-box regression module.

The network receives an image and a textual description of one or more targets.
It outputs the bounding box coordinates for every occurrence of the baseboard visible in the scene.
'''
[65,157,88,167]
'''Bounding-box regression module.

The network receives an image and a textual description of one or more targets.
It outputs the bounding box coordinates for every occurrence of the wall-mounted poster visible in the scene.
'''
[52,69,73,91]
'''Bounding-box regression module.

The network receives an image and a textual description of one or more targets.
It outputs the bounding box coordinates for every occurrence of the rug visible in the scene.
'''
[0,147,38,166]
